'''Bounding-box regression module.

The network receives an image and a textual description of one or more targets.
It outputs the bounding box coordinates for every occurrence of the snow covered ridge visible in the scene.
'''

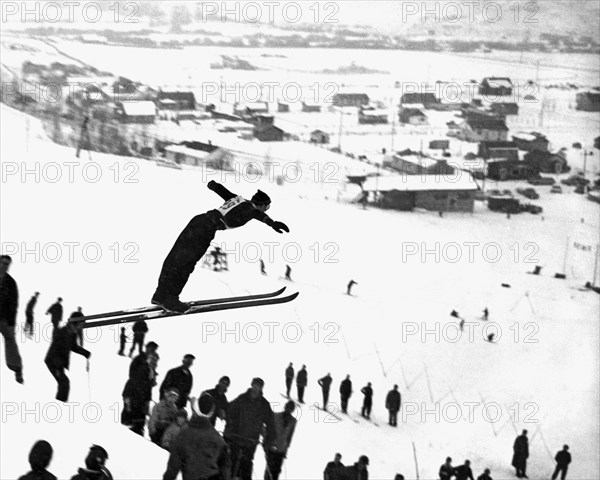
[2,96,600,478]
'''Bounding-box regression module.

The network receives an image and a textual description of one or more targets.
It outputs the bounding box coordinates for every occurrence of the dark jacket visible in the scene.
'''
[385,390,401,411]
[160,366,193,402]
[513,434,529,457]
[208,180,274,230]
[439,463,453,480]
[122,353,155,402]
[223,389,275,448]
[69,467,113,480]
[555,450,572,466]
[324,461,345,480]
[45,326,90,370]
[46,302,63,323]
[318,375,333,391]
[266,411,296,454]
[26,295,37,315]
[18,471,56,480]
[203,386,229,424]
[361,386,373,404]
[0,273,18,326]
[132,320,148,335]
[454,465,474,480]
[333,464,368,480]
[340,379,352,398]
[285,365,294,381]
[296,368,307,387]
[163,414,231,480]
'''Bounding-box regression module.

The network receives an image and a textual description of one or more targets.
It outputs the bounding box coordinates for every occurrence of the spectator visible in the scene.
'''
[454,460,474,480]
[439,457,454,480]
[394,476,405,480]
[360,383,373,419]
[323,453,344,480]
[69,307,85,345]
[121,341,159,436]
[24,291,39,337]
[224,378,275,480]
[160,354,195,409]
[512,430,529,478]
[17,440,56,480]
[129,320,148,357]
[552,445,571,480]
[163,393,231,480]
[339,375,352,414]
[477,468,492,480]
[69,445,113,480]
[318,373,333,410]
[336,455,369,480]
[44,321,91,402]
[149,387,179,445]
[296,365,307,403]
[161,409,188,451]
[0,255,24,384]
[264,400,297,480]
[285,362,294,398]
[46,297,63,331]
[385,385,401,427]
[203,376,231,426]
[118,327,127,356]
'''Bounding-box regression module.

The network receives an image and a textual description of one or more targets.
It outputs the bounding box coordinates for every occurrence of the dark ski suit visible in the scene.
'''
[153,181,281,301]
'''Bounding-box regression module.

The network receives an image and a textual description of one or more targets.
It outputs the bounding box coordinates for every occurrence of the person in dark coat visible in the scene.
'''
[69,307,84,345]
[477,468,492,480]
[360,383,373,419]
[128,320,148,357]
[44,322,91,402]
[0,255,24,384]
[284,265,292,281]
[512,430,529,478]
[163,393,231,480]
[160,354,195,409]
[439,457,454,480]
[346,280,357,295]
[263,400,297,480]
[152,181,289,313]
[552,445,571,480]
[296,365,307,403]
[118,327,127,356]
[46,298,63,331]
[18,440,56,480]
[203,375,231,426]
[323,453,344,480]
[339,375,352,414]
[69,445,113,480]
[260,259,267,275]
[318,373,333,410]
[285,362,294,398]
[24,291,39,337]
[385,385,401,427]
[223,378,275,480]
[335,455,369,480]
[454,460,474,480]
[121,341,159,436]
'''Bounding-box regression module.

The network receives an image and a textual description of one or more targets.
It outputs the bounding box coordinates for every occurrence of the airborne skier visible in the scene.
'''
[152,181,290,313]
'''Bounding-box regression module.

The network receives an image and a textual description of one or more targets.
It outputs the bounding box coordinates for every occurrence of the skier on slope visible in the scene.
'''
[152,181,289,313]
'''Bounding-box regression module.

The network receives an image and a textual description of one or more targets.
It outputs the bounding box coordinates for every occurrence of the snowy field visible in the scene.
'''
[1,99,599,479]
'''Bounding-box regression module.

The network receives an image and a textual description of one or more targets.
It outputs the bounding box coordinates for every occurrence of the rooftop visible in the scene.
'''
[363,173,479,192]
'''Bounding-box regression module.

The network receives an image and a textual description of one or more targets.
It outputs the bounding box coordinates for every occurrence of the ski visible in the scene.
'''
[321,407,344,422]
[354,412,379,427]
[69,287,287,323]
[78,292,299,329]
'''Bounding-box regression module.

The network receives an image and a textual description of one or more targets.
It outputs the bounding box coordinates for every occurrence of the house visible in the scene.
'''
[165,143,233,170]
[478,141,519,161]
[576,92,600,112]
[156,90,196,111]
[399,108,428,125]
[429,140,450,150]
[358,107,388,124]
[512,132,550,152]
[458,112,509,142]
[383,151,455,175]
[234,101,269,116]
[332,93,370,107]
[254,124,284,142]
[488,196,520,213]
[490,102,519,116]
[310,130,330,144]
[486,159,538,181]
[361,173,478,212]
[115,101,156,124]
[278,101,290,112]
[400,92,439,108]
[301,101,321,112]
[523,150,570,174]
[479,77,513,97]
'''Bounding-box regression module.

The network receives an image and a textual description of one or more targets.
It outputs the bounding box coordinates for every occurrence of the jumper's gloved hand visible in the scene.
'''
[271,221,289,234]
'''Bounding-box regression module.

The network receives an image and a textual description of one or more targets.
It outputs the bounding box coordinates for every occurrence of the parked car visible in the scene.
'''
[574,184,588,194]
[528,176,556,185]
[517,187,540,199]
[520,203,543,214]
[502,189,513,197]
[561,175,590,186]
[550,185,563,193]
[488,189,503,196]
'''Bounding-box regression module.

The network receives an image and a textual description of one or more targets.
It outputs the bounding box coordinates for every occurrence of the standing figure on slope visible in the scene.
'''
[346,280,357,296]
[152,181,289,313]
[296,365,307,403]
[360,382,373,419]
[318,373,333,410]
[260,259,267,275]
[24,291,39,337]
[285,362,294,398]
[46,297,63,331]
[284,265,292,282]
[264,400,297,480]
[512,430,529,479]
[339,375,352,414]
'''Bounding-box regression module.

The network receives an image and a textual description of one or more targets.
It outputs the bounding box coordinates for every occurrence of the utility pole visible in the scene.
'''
[337,107,344,151]
[583,149,593,180]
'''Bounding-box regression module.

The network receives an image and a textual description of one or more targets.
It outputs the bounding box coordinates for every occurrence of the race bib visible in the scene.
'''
[217,195,245,217]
